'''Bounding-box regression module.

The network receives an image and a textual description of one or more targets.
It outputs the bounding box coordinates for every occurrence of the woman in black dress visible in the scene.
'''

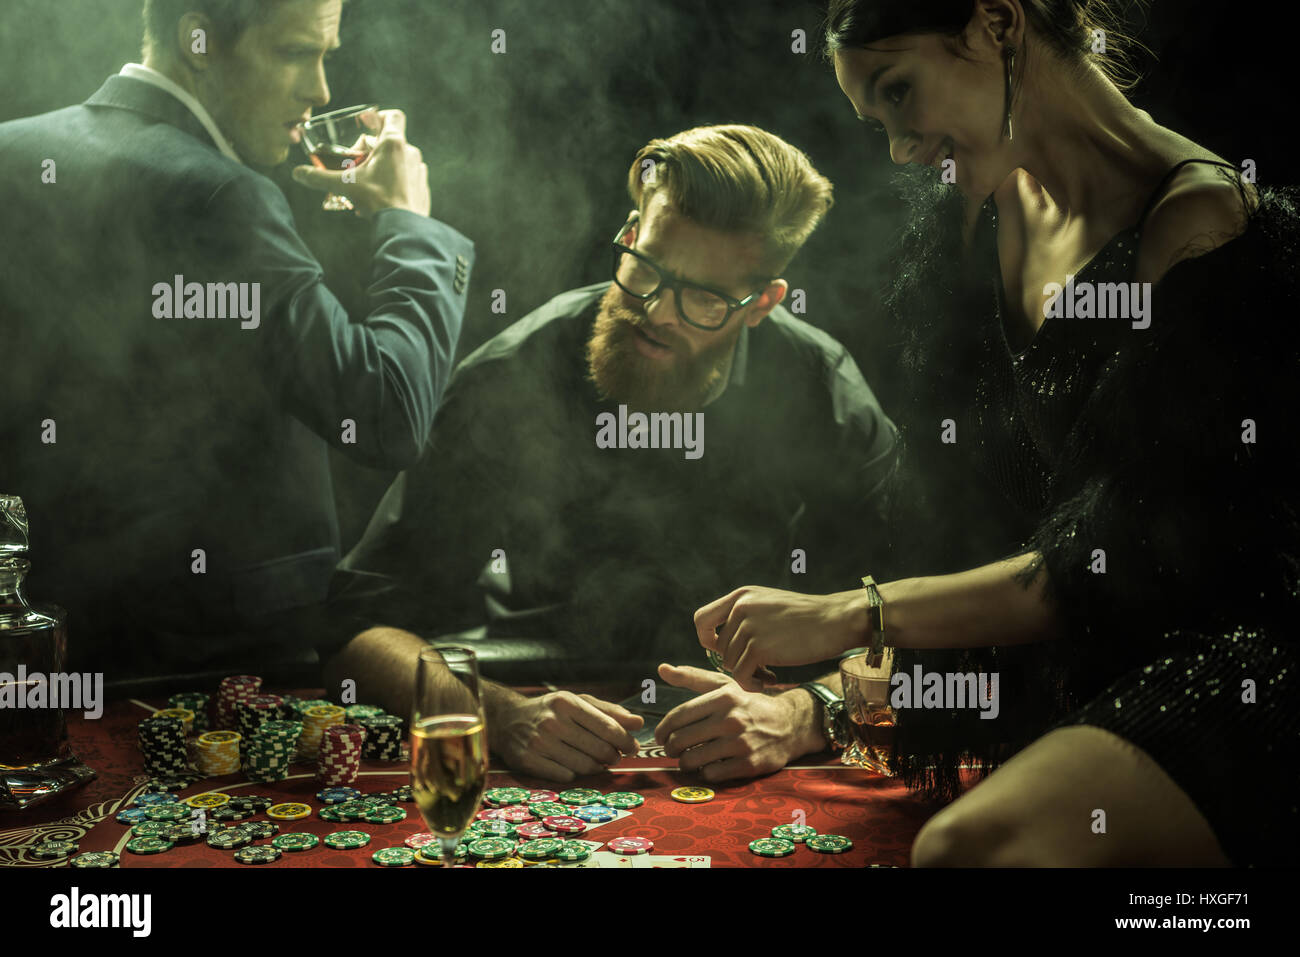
[694,0,1299,865]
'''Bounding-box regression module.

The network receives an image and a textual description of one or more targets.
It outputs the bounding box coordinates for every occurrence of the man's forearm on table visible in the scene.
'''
[775,671,841,758]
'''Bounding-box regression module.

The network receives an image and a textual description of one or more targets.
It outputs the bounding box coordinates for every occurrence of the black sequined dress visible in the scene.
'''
[891,160,1300,866]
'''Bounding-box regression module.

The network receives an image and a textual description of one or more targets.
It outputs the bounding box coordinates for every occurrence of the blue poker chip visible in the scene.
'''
[573,805,618,823]
[316,786,362,805]
[133,792,179,807]
[116,808,150,824]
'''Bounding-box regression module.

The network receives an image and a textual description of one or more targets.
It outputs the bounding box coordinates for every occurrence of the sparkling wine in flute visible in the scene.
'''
[410,713,488,836]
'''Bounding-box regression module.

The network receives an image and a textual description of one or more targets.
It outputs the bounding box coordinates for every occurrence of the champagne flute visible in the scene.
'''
[410,646,488,867]
[840,649,897,776]
[297,104,379,211]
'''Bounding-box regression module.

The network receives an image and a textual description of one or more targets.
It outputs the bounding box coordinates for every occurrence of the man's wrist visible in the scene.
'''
[781,688,828,757]
[482,681,523,754]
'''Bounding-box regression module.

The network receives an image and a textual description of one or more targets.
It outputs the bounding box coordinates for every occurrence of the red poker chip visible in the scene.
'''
[606,837,653,854]
[528,790,559,803]
[514,823,559,840]
[497,806,535,824]
[541,815,587,834]
[475,808,504,821]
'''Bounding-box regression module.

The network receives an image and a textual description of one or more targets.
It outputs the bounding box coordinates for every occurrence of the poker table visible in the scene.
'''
[1,686,972,869]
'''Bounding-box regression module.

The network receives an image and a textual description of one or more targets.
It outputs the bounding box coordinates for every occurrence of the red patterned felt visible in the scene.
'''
[1,690,972,868]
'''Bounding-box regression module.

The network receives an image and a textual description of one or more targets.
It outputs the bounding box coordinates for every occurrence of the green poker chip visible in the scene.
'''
[553,840,591,863]
[372,846,416,867]
[364,805,407,824]
[236,821,279,840]
[484,787,530,806]
[527,801,570,817]
[706,647,732,676]
[125,836,174,855]
[323,830,372,850]
[69,851,119,868]
[272,832,320,852]
[335,801,372,821]
[601,792,644,809]
[558,788,603,806]
[144,804,193,822]
[233,845,282,865]
[207,827,252,850]
[131,821,174,838]
[469,819,516,839]
[466,837,515,860]
[748,837,796,858]
[771,824,818,842]
[33,840,79,859]
[516,837,565,860]
[806,834,853,854]
[318,805,348,822]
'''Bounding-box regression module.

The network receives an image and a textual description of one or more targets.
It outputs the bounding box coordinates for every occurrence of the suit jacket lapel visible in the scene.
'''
[84,74,221,153]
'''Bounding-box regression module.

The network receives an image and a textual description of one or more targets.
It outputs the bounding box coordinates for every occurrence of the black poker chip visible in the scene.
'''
[206,827,252,850]
[236,821,279,840]
[143,776,197,792]
[228,795,272,811]
[211,806,254,822]
[233,845,282,865]
[163,823,206,845]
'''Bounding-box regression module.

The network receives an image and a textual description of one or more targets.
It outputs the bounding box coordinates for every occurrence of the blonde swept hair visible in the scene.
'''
[626,124,834,281]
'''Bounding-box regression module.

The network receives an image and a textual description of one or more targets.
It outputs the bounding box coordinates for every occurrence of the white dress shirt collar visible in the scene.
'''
[119,63,243,165]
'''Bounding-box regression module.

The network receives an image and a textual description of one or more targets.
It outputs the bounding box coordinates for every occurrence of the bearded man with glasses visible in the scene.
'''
[321,124,902,785]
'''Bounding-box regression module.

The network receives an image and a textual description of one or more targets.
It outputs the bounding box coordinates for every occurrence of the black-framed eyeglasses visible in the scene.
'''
[610,215,766,331]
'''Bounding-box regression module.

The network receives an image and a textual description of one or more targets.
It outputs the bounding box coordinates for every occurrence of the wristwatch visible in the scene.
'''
[799,682,850,752]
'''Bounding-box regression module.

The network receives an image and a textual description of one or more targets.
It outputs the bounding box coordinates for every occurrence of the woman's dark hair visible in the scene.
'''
[823,0,1150,91]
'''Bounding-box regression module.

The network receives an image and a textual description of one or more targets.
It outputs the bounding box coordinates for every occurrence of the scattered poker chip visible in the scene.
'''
[474,807,504,821]
[233,845,282,865]
[670,787,715,804]
[414,843,469,865]
[145,804,194,822]
[115,808,150,825]
[33,840,79,859]
[230,795,273,811]
[514,822,559,841]
[749,837,796,858]
[527,801,570,818]
[496,805,535,824]
[236,821,279,840]
[207,827,252,850]
[469,819,516,839]
[162,823,205,846]
[483,787,530,806]
[541,815,587,835]
[266,802,312,821]
[404,832,438,849]
[125,836,174,855]
[318,805,348,823]
[210,806,253,823]
[372,847,416,867]
[364,805,407,824]
[323,830,372,850]
[573,805,618,823]
[601,792,644,809]
[272,832,320,851]
[131,821,174,838]
[527,789,559,803]
[184,792,230,809]
[771,824,818,843]
[477,856,524,868]
[516,837,565,860]
[466,837,515,860]
[806,834,854,854]
[316,786,362,805]
[335,800,372,822]
[553,840,591,863]
[69,851,119,868]
[558,788,603,806]
[606,836,654,854]
[133,792,179,807]
[391,785,414,803]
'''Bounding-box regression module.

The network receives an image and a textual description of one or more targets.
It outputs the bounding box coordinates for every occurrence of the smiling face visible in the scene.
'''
[833,26,1012,198]
[196,0,341,167]
[586,191,781,412]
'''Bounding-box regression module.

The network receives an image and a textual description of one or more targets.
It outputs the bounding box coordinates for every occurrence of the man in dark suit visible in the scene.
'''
[0,0,473,679]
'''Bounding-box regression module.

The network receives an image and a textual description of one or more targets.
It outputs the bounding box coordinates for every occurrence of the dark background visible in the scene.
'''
[3,0,1296,550]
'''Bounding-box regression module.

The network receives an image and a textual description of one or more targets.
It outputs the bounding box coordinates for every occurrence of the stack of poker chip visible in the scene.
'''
[167,692,210,733]
[214,675,262,730]
[242,719,303,783]
[137,716,189,775]
[152,707,195,736]
[358,714,404,761]
[195,730,242,776]
[344,704,385,722]
[316,723,366,785]
[298,703,345,760]
[235,694,285,753]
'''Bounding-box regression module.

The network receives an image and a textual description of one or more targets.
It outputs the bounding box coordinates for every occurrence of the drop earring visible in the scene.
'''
[1003,47,1017,141]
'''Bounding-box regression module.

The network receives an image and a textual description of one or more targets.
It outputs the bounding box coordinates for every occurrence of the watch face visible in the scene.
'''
[826,700,850,748]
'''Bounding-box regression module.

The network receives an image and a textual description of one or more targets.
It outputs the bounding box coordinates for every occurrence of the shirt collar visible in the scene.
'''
[119,63,243,165]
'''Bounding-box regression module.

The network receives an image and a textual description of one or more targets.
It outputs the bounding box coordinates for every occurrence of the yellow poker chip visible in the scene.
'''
[185,792,230,809]
[477,856,524,868]
[266,802,312,821]
[670,786,715,804]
